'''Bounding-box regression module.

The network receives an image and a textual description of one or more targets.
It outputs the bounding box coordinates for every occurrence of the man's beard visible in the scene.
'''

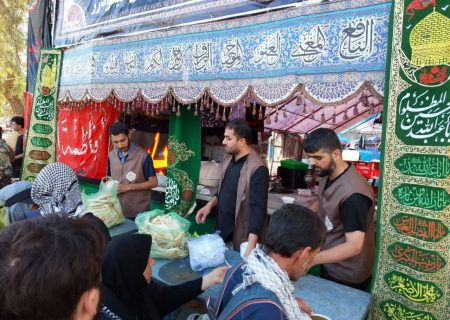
[224,146,237,155]
[315,159,335,177]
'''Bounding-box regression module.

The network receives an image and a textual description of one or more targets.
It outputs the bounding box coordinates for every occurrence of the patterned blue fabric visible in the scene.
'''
[59,2,391,87]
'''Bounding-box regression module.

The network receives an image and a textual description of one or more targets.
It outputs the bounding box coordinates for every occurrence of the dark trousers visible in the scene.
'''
[12,163,21,178]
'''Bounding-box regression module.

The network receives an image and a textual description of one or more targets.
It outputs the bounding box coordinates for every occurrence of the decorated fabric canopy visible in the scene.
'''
[263,81,384,133]
[58,0,391,109]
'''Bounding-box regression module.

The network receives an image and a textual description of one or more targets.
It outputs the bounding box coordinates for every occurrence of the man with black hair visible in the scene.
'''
[210,204,327,320]
[0,214,106,320]
[108,122,158,218]
[304,128,375,291]
[196,119,269,256]
[10,116,24,178]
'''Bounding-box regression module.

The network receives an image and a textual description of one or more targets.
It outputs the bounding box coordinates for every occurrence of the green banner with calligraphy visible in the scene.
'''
[164,102,201,217]
[369,1,450,319]
[22,49,62,181]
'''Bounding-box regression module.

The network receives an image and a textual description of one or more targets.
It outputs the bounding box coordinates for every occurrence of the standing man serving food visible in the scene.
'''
[196,119,269,257]
[108,122,158,218]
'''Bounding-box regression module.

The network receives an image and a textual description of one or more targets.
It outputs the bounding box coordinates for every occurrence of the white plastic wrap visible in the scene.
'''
[188,234,226,272]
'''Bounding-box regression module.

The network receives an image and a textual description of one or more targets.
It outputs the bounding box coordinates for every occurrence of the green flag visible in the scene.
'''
[369,1,450,319]
[164,103,201,217]
[22,49,62,181]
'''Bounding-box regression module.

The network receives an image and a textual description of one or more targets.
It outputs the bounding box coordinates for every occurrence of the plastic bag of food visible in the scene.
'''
[82,177,125,228]
[136,209,191,259]
[188,233,226,272]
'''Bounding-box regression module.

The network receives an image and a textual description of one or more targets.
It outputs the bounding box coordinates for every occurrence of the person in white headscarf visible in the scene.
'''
[31,162,110,241]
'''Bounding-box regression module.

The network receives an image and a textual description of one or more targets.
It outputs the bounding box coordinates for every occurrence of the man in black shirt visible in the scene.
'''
[196,120,269,256]
[11,116,25,178]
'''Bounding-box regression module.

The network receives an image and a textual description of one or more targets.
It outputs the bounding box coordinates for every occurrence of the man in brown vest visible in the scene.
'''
[304,128,375,291]
[108,122,158,218]
[195,119,269,256]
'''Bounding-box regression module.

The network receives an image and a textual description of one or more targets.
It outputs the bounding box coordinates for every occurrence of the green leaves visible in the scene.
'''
[0,0,33,115]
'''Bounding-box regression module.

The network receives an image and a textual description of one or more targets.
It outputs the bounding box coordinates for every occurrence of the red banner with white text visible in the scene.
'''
[57,102,120,179]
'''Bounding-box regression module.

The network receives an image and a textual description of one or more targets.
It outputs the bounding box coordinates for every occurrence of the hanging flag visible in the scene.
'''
[22,49,62,181]
[57,102,121,179]
[164,104,201,217]
[369,1,450,319]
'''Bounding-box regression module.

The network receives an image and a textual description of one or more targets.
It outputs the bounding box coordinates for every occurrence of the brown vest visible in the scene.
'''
[318,165,375,284]
[108,145,151,218]
[218,149,268,250]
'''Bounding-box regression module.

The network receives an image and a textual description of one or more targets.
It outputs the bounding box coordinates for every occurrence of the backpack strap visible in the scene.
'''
[218,282,285,320]
[207,261,286,320]
[207,261,246,319]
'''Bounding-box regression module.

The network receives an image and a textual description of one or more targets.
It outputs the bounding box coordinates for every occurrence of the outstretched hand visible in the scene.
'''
[201,266,229,291]
[195,205,211,224]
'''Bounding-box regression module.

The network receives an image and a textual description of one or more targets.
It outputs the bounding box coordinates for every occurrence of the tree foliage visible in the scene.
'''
[0,0,34,116]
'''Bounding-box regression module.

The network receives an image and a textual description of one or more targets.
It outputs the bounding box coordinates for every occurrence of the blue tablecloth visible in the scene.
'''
[152,250,372,320]
[108,218,138,238]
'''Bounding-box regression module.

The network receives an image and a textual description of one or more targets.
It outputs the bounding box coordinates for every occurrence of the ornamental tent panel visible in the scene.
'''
[58,0,391,114]
[264,81,384,133]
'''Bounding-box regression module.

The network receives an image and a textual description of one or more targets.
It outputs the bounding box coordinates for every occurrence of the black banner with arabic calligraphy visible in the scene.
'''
[369,1,450,319]
[53,0,300,47]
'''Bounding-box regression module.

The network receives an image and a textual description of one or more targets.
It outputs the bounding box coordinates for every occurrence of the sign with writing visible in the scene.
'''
[22,49,62,181]
[387,242,446,273]
[390,213,449,242]
[59,1,390,106]
[60,3,389,83]
[394,154,450,179]
[381,299,436,320]
[57,102,121,179]
[393,184,450,211]
[369,1,450,319]
[384,270,444,303]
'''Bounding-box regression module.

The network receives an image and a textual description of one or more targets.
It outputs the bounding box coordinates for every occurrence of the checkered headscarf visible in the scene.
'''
[233,248,311,320]
[31,162,87,218]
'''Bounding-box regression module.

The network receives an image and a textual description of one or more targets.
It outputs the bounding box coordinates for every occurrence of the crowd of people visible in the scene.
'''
[0,118,376,319]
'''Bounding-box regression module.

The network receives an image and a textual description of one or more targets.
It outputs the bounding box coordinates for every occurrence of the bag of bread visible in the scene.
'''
[82,177,125,228]
[136,209,191,259]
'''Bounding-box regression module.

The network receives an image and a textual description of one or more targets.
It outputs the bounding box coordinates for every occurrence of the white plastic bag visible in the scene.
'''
[188,234,226,272]
[82,177,125,228]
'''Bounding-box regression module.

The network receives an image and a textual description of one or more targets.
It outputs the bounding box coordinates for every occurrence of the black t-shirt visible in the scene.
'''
[216,155,268,242]
[324,166,373,233]
[13,134,23,167]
